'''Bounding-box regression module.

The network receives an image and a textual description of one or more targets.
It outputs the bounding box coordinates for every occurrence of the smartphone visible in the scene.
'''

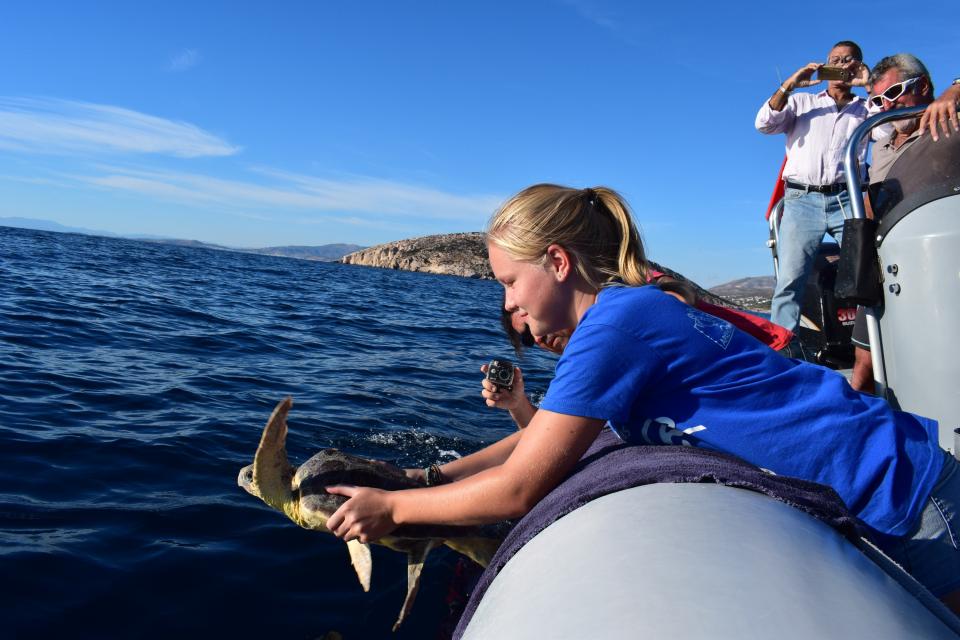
[818,66,851,81]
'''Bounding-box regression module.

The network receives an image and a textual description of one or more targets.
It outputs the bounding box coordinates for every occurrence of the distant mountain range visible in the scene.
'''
[0,217,363,262]
[1,216,122,238]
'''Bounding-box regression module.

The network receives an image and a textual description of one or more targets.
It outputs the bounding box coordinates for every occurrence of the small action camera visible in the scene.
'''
[486,359,515,391]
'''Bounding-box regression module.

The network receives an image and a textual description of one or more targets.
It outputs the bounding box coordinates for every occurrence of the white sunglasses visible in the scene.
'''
[869,76,921,108]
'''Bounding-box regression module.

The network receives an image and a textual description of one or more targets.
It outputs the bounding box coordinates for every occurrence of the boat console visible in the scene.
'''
[843,106,960,451]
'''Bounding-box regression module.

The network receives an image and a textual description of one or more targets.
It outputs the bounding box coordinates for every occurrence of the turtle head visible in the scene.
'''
[237,463,260,499]
[242,397,301,523]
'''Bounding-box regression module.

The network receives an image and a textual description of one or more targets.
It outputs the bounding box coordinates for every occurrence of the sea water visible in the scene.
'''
[0,226,557,639]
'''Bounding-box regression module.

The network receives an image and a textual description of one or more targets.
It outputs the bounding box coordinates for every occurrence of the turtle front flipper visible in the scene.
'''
[252,397,298,520]
[392,539,439,632]
[346,539,372,592]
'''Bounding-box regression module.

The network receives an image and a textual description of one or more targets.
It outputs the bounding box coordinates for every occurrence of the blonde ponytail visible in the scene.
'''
[487,184,649,290]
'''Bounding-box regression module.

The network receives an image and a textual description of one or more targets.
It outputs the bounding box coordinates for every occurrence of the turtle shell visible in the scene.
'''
[294,449,511,540]
[294,448,420,518]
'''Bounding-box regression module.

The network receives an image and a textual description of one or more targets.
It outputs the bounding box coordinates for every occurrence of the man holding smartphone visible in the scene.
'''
[755,41,870,333]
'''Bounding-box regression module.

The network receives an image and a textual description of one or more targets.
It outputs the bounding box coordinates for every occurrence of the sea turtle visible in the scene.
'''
[237,397,508,631]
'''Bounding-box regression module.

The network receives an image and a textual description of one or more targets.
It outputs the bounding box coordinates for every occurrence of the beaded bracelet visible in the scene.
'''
[424,463,447,486]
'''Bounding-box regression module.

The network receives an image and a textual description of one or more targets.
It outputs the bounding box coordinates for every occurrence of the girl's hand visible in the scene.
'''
[480,364,525,410]
[325,486,399,543]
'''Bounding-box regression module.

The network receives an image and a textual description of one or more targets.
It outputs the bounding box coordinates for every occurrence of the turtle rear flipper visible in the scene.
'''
[442,536,502,568]
[346,539,372,592]
[393,539,439,632]
[299,489,374,592]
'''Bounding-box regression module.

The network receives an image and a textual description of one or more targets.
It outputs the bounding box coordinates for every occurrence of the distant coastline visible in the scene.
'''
[0,217,363,262]
[340,232,759,310]
[707,276,774,312]
[1,218,772,308]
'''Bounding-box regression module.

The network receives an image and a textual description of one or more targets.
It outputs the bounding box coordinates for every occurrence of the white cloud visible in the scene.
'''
[255,168,503,219]
[168,49,201,72]
[0,97,240,158]
[75,165,503,223]
[0,173,77,189]
[0,97,502,233]
[294,214,414,233]
[558,0,620,31]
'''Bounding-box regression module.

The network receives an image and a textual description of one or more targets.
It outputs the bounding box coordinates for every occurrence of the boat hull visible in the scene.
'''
[461,484,959,639]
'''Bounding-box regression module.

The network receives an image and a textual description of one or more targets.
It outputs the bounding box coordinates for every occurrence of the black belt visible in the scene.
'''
[785,181,847,194]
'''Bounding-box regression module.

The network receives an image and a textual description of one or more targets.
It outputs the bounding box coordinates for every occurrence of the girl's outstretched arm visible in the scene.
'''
[404,429,524,485]
[326,410,604,541]
[439,429,523,482]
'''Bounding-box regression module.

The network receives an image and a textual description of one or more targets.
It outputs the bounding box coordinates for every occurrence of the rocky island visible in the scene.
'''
[340,232,739,309]
[340,232,493,279]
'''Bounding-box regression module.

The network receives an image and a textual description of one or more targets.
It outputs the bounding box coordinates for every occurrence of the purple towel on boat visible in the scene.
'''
[452,428,863,639]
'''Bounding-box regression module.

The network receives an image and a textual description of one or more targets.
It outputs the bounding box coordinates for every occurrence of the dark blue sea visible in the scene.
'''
[0,226,558,639]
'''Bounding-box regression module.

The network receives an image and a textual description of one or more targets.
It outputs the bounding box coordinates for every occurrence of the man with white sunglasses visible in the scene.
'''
[849,54,949,393]
[866,54,936,187]
[755,41,871,333]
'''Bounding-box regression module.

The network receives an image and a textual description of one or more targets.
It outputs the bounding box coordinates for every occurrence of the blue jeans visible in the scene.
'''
[770,187,849,332]
[877,450,960,597]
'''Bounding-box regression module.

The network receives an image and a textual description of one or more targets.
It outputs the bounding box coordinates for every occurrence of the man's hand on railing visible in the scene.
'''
[918,84,960,142]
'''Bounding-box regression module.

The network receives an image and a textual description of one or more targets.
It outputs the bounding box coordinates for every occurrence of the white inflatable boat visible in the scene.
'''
[460,107,960,639]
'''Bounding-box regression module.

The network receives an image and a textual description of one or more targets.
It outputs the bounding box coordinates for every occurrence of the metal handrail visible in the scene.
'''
[767,199,784,280]
[843,105,929,220]
[842,104,929,397]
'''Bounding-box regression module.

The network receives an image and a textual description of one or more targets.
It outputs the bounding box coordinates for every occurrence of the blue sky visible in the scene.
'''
[0,1,954,286]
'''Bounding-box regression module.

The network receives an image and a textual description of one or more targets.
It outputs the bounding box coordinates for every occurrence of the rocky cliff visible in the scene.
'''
[339,232,493,279]
[339,232,738,309]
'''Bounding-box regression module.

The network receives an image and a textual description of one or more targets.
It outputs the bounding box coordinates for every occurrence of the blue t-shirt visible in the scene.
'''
[540,285,942,537]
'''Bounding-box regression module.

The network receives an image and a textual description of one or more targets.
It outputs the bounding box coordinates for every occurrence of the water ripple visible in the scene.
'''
[0,225,560,638]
